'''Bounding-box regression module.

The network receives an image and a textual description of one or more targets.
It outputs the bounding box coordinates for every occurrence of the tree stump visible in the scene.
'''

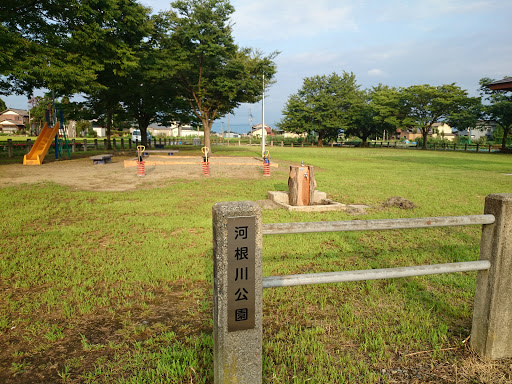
[288,165,317,206]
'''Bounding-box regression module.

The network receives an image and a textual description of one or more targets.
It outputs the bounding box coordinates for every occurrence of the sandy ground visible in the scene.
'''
[0,154,277,192]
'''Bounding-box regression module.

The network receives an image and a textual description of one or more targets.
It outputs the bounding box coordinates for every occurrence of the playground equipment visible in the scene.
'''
[23,105,70,165]
[23,122,60,165]
[201,146,210,176]
[263,150,271,176]
[137,145,145,177]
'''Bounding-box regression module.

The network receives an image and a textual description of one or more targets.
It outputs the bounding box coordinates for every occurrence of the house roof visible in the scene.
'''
[0,120,17,126]
[485,77,512,91]
[1,108,29,117]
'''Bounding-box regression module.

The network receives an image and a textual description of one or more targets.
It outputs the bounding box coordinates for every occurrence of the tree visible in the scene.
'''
[479,77,512,150]
[446,97,483,136]
[0,97,5,111]
[0,0,105,96]
[279,72,361,146]
[399,84,472,149]
[161,0,278,151]
[345,86,399,147]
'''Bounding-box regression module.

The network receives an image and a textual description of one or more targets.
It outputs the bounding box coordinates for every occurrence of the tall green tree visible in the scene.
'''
[480,77,512,150]
[345,87,397,147]
[399,84,472,149]
[279,72,360,146]
[161,0,278,151]
[79,0,152,147]
[0,0,103,96]
[0,97,6,111]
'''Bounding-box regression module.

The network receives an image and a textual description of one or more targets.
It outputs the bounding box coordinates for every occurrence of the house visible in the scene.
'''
[431,123,456,141]
[457,120,497,141]
[250,124,273,138]
[0,108,29,134]
[145,122,204,137]
[396,128,422,141]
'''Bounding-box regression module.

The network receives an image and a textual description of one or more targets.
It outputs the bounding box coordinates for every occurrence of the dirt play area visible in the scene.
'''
[0,154,280,192]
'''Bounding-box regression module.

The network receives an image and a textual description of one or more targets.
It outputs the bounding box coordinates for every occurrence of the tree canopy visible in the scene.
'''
[279,72,360,146]
[480,77,512,149]
[159,0,278,150]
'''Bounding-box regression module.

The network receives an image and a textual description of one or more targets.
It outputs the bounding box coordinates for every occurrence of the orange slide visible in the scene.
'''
[23,122,60,165]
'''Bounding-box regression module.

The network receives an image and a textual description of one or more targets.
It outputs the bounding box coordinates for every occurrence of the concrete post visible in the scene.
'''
[94,139,98,150]
[71,139,76,152]
[212,201,263,384]
[112,138,117,151]
[104,139,107,149]
[471,194,512,359]
[83,139,87,151]
[121,138,125,149]
[26,139,32,153]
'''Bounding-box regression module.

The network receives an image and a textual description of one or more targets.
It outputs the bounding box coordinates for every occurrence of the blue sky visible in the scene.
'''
[4,0,511,134]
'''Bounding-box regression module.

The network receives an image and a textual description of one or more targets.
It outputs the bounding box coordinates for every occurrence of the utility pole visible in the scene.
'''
[249,108,253,135]
[228,113,231,146]
[261,73,265,157]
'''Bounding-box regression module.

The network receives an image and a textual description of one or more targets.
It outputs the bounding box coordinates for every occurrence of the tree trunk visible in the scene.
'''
[361,138,367,147]
[106,109,113,150]
[422,131,428,150]
[202,119,213,153]
[317,131,324,147]
[502,127,509,151]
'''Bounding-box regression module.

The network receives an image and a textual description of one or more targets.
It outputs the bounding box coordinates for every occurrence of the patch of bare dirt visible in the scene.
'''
[0,154,278,192]
[383,196,416,209]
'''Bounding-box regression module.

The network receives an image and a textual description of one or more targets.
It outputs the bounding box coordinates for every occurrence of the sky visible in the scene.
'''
[4,0,512,134]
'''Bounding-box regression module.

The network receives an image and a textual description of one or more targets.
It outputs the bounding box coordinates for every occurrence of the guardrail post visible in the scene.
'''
[471,193,512,359]
[212,201,263,384]
[94,139,98,150]
[83,139,87,151]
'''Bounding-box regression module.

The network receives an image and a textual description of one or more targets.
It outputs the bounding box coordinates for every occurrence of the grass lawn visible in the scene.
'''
[1,146,511,383]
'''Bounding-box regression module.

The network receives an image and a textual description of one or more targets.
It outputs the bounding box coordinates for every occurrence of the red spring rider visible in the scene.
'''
[201,146,210,176]
[137,145,145,177]
[263,150,271,176]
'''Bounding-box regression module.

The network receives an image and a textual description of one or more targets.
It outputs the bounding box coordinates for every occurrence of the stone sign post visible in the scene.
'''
[212,201,263,383]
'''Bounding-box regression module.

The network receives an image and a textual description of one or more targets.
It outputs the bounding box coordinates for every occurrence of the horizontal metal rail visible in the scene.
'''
[262,214,495,235]
[262,260,491,288]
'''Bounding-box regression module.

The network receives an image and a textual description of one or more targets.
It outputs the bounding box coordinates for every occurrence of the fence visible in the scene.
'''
[212,194,512,383]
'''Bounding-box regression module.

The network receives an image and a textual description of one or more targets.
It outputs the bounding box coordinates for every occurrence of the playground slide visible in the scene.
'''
[23,122,60,165]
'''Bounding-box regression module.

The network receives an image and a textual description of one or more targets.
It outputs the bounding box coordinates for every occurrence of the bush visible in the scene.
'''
[86,127,97,138]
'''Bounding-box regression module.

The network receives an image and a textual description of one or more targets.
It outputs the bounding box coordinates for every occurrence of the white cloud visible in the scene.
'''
[368,68,385,77]
[231,0,357,42]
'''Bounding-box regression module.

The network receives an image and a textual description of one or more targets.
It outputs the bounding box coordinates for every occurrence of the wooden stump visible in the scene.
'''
[288,165,317,206]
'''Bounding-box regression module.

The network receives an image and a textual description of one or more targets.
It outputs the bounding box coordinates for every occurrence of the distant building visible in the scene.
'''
[0,108,29,134]
[431,123,456,141]
[250,124,274,138]
[457,120,497,141]
[145,122,204,137]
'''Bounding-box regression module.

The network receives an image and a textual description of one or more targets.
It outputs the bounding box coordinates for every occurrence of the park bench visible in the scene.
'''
[90,154,113,164]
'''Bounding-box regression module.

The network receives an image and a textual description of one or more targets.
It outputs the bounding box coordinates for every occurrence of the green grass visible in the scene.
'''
[0,146,511,383]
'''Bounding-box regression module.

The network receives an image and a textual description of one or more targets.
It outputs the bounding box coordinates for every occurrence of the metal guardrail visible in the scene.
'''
[263,260,491,288]
[261,214,495,289]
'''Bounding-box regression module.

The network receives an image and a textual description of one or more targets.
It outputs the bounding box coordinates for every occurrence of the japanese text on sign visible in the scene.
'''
[227,217,256,331]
